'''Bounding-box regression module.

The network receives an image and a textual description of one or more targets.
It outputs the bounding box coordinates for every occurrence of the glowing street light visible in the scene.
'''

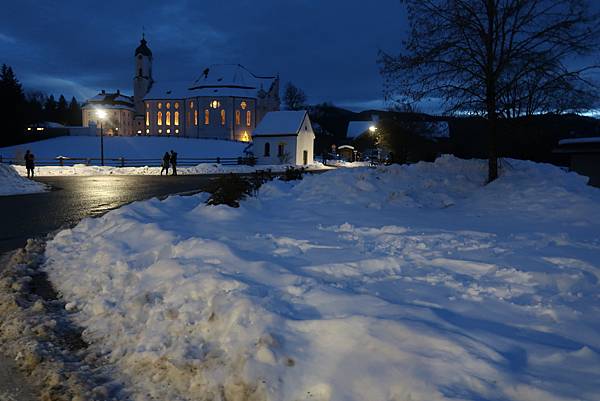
[96,109,107,166]
[369,125,377,133]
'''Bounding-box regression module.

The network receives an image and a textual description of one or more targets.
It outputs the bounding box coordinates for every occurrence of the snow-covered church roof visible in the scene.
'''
[144,64,277,100]
[253,111,309,137]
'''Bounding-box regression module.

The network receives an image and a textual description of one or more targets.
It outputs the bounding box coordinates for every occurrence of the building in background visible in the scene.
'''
[82,90,135,136]
[252,110,315,165]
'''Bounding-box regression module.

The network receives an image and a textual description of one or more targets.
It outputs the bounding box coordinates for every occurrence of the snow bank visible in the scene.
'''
[43,156,600,401]
[11,162,332,177]
[0,164,47,196]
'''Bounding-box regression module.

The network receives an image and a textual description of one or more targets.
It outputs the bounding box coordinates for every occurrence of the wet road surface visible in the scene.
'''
[0,175,215,254]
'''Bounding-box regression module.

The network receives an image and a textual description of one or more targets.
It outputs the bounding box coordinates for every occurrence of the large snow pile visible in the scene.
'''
[43,156,600,401]
[0,164,47,196]
[0,136,247,161]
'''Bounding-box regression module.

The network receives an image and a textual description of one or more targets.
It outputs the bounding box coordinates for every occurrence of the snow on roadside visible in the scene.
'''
[0,164,47,196]
[11,162,333,176]
[42,155,600,401]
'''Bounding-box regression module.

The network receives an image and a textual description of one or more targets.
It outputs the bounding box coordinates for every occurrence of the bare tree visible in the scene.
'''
[283,82,307,111]
[379,0,600,182]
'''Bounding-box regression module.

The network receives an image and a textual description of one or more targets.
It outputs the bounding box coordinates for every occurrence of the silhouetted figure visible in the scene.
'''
[160,152,170,175]
[24,150,35,178]
[170,150,178,176]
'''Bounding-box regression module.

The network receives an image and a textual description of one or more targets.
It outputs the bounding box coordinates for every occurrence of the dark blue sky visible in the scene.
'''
[0,0,406,111]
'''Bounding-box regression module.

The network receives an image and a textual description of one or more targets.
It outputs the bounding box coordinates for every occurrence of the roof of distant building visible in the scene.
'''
[253,111,309,136]
[144,64,277,101]
[346,121,374,139]
[83,90,134,111]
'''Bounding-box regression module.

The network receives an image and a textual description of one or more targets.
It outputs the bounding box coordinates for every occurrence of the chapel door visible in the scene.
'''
[303,150,308,165]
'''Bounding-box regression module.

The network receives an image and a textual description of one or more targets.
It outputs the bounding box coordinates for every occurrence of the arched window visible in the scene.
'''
[158,102,162,109]
[246,110,251,127]
[174,111,180,126]
[235,110,241,125]
[194,110,198,126]
[278,143,285,157]
[264,142,270,157]
[157,111,163,126]
[166,102,171,109]
[166,111,171,125]
[145,112,149,126]
[204,109,210,125]
[221,109,226,126]
[174,102,179,109]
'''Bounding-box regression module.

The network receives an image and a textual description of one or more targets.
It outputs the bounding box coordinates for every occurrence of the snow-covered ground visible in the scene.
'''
[0,136,247,161]
[42,156,600,401]
[11,162,332,176]
[0,164,47,196]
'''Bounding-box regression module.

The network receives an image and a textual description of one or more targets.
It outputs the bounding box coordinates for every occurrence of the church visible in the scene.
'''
[83,36,280,142]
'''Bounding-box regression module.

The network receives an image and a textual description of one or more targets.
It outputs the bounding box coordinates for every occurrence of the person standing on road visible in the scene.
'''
[24,150,35,178]
[160,151,170,176]
[170,150,178,176]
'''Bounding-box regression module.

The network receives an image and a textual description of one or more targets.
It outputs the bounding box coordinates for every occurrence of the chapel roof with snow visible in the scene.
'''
[253,110,310,136]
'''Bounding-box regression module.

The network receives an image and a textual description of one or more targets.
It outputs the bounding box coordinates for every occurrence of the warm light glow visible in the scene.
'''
[240,131,250,142]
[167,129,171,134]
[27,127,32,131]
[246,110,251,127]
[145,129,150,134]
[369,125,377,133]
[235,110,241,125]
[137,130,142,134]
[194,110,198,126]
[204,109,210,125]
[96,109,108,120]
[240,101,247,110]
[166,102,171,109]
[174,102,179,109]
[166,111,171,125]
[210,100,220,109]
[175,129,179,134]
[174,111,180,126]
[145,112,150,126]
[36,127,44,131]
[221,109,226,126]
[157,111,163,125]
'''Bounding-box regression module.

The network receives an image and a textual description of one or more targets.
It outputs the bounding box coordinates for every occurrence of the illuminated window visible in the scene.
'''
[174,111,179,126]
[166,111,171,125]
[246,110,251,127]
[190,101,194,108]
[235,110,241,125]
[240,131,250,142]
[166,102,171,109]
[158,102,162,109]
[240,101,247,110]
[158,129,162,134]
[145,112,150,126]
[221,109,226,126]
[166,129,171,134]
[204,109,210,125]
[174,102,179,109]
[145,129,150,134]
[157,111,163,125]
[194,110,198,126]
[146,103,149,109]
[175,129,179,134]
[264,142,270,157]
[210,100,220,109]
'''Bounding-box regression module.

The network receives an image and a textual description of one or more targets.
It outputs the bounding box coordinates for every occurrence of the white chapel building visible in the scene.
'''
[252,111,315,165]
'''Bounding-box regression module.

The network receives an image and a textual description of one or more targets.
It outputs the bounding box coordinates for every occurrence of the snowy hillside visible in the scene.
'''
[0,164,47,196]
[43,156,600,401]
[0,136,247,160]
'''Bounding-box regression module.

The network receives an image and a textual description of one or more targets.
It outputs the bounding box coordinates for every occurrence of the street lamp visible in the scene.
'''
[369,125,382,162]
[96,109,107,166]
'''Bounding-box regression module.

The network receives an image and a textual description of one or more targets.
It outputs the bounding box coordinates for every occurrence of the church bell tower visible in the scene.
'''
[133,34,153,133]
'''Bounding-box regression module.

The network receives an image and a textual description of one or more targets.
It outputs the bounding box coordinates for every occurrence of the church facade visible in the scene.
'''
[132,37,280,142]
[84,36,280,142]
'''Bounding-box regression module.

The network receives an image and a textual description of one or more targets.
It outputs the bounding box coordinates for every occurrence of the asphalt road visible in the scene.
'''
[0,175,216,254]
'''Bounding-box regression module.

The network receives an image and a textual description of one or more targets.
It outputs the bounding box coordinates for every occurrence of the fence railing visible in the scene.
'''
[0,155,257,168]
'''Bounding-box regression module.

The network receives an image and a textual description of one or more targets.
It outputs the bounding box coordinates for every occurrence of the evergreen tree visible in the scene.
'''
[0,64,26,145]
[25,91,46,124]
[44,94,57,122]
[68,96,82,126]
[56,94,68,125]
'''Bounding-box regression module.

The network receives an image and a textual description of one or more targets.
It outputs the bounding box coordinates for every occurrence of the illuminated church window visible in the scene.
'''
[210,100,220,109]
[240,101,247,110]
[157,111,163,125]
[221,109,226,126]
[204,109,210,125]
[235,110,241,125]
[174,111,180,126]
[166,111,171,125]
[246,110,251,127]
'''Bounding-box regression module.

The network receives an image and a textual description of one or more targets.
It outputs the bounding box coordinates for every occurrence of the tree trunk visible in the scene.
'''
[488,115,498,182]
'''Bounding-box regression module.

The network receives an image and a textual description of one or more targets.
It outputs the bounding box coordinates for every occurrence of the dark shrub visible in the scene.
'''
[281,167,304,181]
[206,174,254,208]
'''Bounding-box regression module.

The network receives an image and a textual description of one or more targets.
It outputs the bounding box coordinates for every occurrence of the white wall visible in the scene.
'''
[294,114,315,165]
[253,136,298,165]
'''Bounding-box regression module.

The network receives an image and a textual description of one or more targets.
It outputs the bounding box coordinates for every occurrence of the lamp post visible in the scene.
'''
[369,125,380,162]
[96,109,107,166]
